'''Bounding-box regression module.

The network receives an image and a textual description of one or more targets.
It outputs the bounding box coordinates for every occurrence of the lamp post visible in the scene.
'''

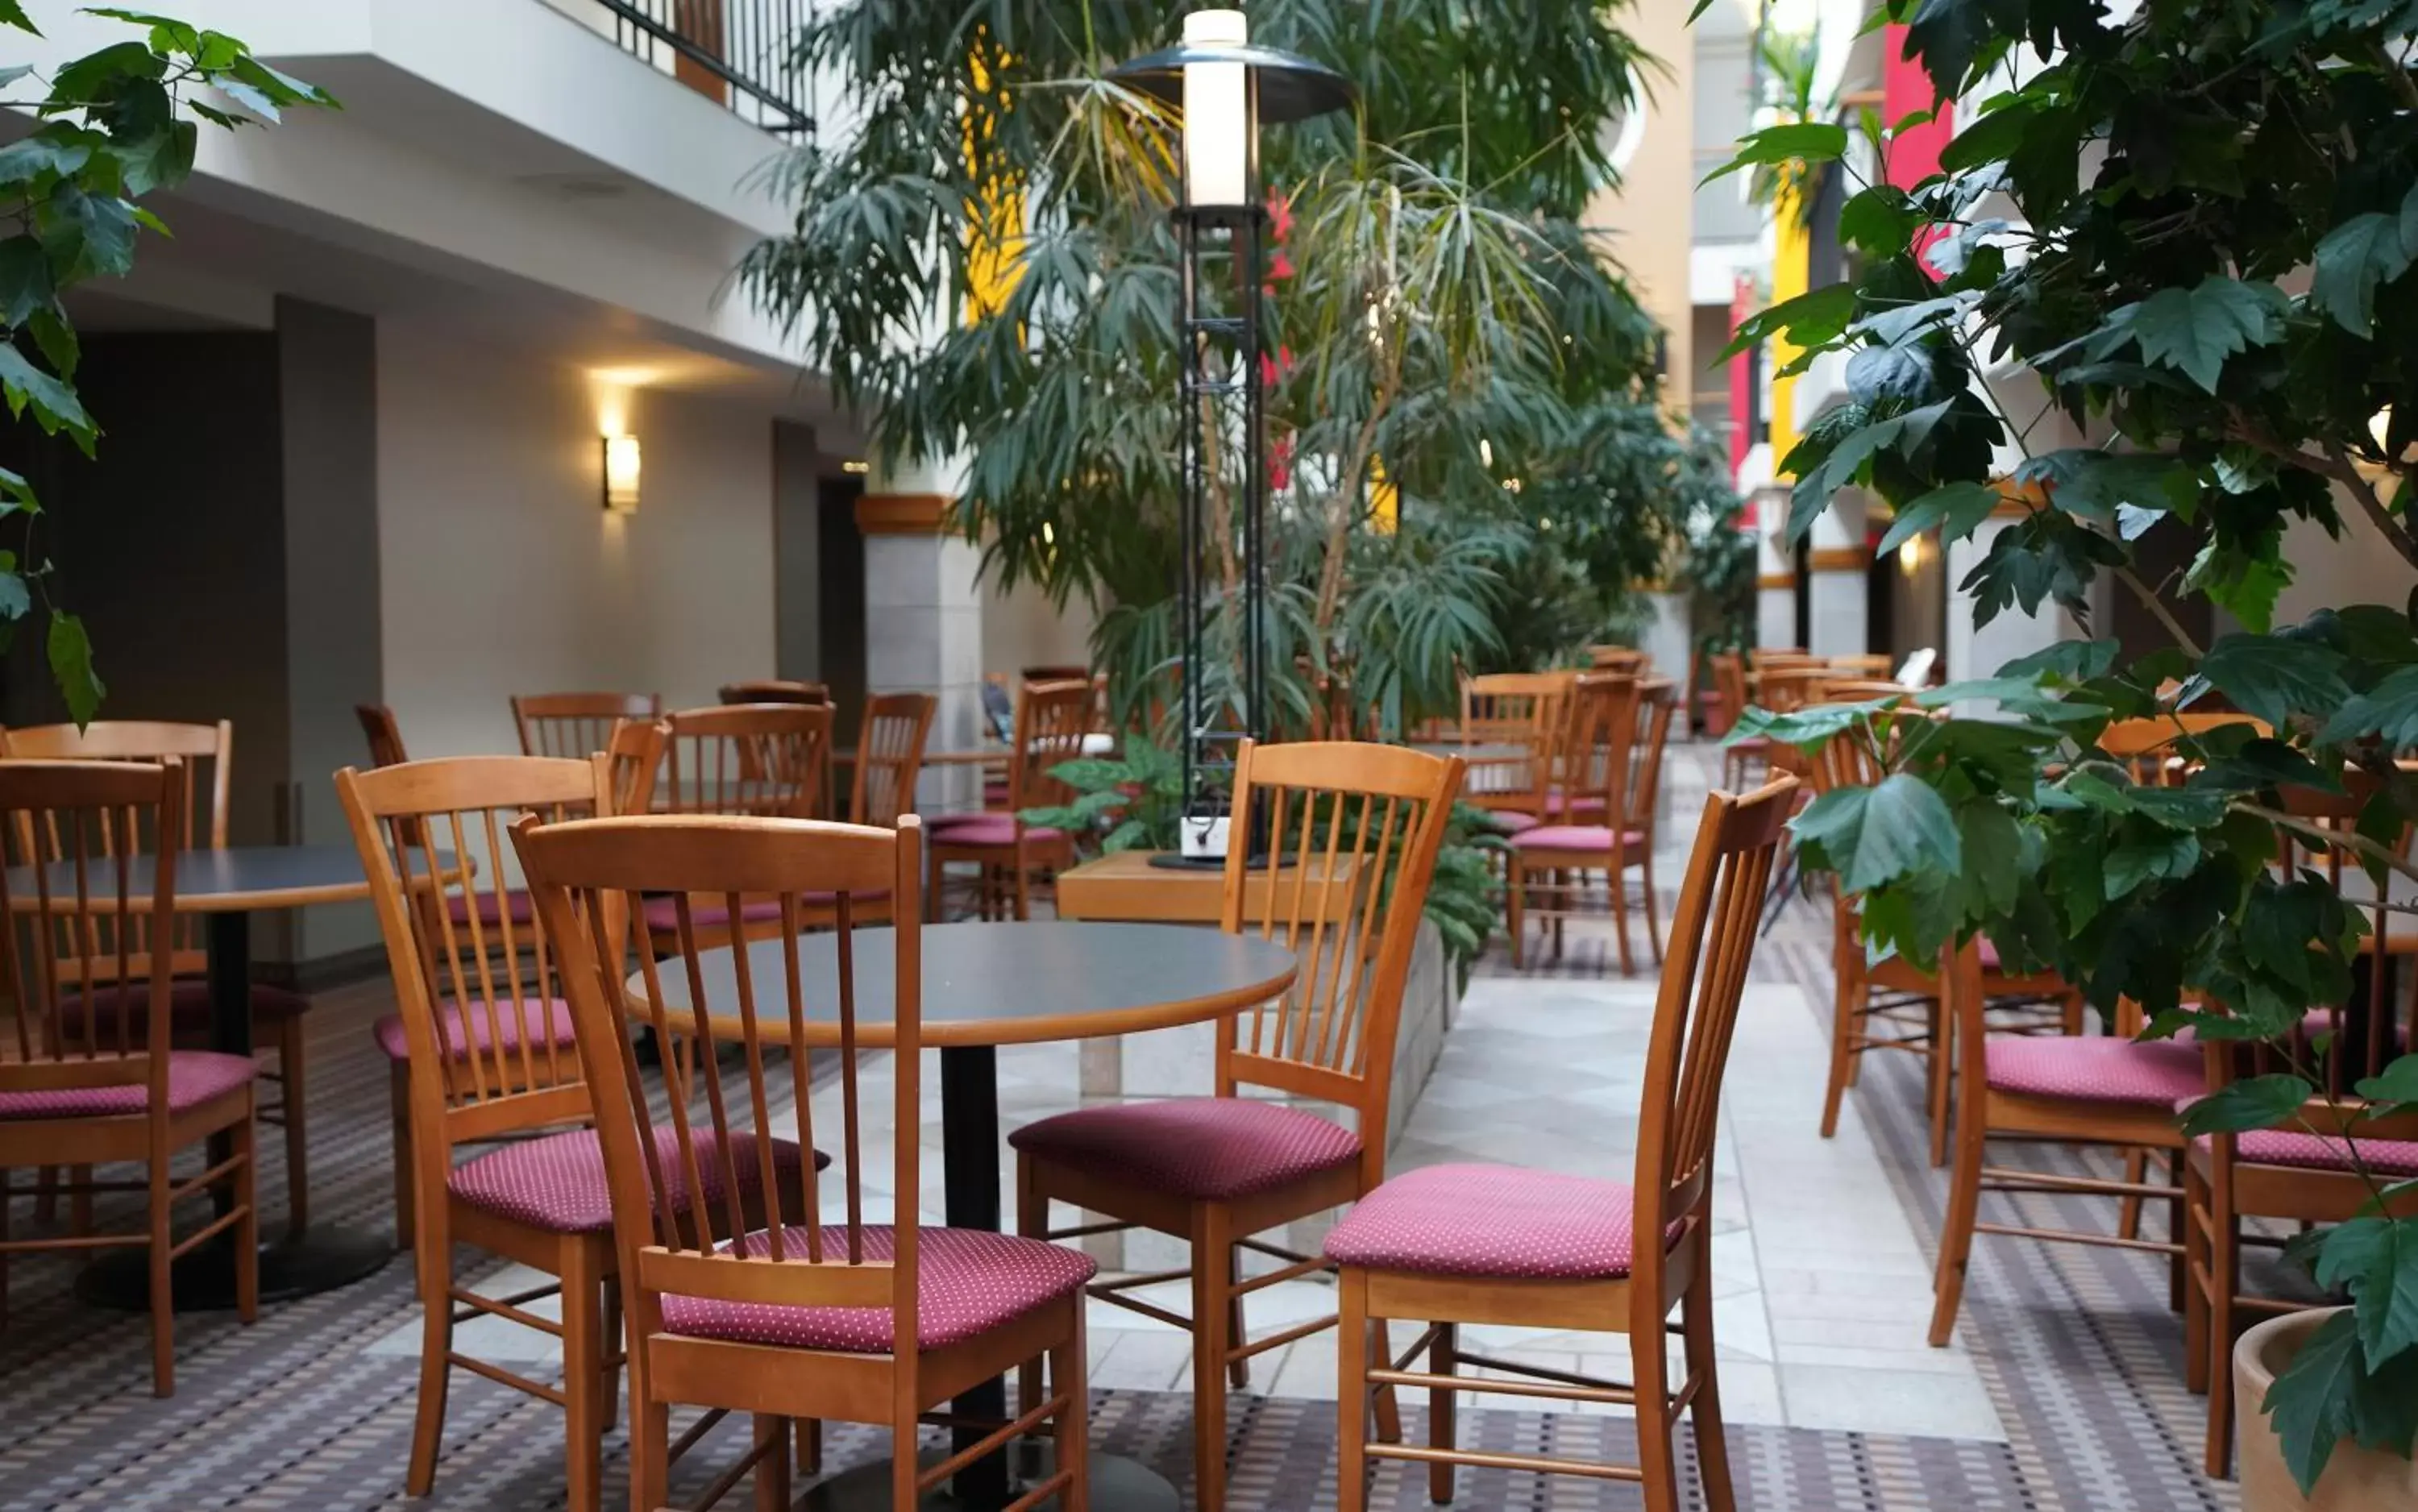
[1111,10,1350,867]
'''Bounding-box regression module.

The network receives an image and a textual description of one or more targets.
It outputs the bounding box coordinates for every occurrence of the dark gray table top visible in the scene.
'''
[635,920,1301,1049]
[3,844,449,913]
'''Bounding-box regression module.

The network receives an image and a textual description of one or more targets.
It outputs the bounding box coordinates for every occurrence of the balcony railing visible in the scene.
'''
[579,0,814,136]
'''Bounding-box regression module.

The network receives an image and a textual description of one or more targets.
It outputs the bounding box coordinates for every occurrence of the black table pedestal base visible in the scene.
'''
[75,1228,394,1312]
[800,1448,1178,1512]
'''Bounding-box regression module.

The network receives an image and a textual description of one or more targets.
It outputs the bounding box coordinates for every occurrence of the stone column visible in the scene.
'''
[1805,487,1870,658]
[1751,483,1797,650]
[857,467,986,816]
[1640,583,1691,686]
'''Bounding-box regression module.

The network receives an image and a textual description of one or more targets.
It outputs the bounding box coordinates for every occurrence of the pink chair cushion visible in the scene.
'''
[1008,1096,1361,1201]
[447,1126,821,1234]
[1481,811,1540,835]
[927,815,1064,848]
[1324,1163,1645,1280]
[2187,1117,2418,1178]
[0,1049,256,1121]
[642,896,791,932]
[373,997,580,1063]
[447,890,535,928]
[661,1223,1096,1352]
[1507,825,1648,854]
[1984,1036,2205,1106]
[1545,795,1609,819]
[60,978,310,1036]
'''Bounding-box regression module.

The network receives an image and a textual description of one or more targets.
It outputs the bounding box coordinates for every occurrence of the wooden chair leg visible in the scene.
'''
[795,1418,822,1477]
[927,845,945,923]
[560,1239,604,1512]
[1926,999,1954,1169]
[233,1107,260,1324]
[1428,1322,1457,1505]
[633,1351,671,1512]
[1053,1306,1090,1512]
[1014,844,1032,921]
[1335,1273,1369,1512]
[2204,1186,2241,1478]
[278,1015,309,1237]
[406,1189,455,1497]
[1928,1087,1987,1347]
[1506,856,1527,970]
[1610,860,1635,975]
[1190,1205,1232,1512]
[2183,1161,2210,1396]
[1640,851,1664,966]
[148,1147,175,1396]
[1016,1160,1049,1427]
[751,1413,791,1512]
[2118,1148,2147,1241]
[1225,1242,1249,1391]
[33,1165,56,1225]
[601,1275,623,1431]
[1370,1320,1402,1444]
[389,1062,416,1252]
[1684,1252,1735,1512]
[1550,868,1566,961]
[71,1165,93,1235]
[2166,1149,2187,1315]
[1631,1306,1681,1512]
[1821,952,1859,1140]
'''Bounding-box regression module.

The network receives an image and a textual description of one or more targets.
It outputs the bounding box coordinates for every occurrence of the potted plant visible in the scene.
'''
[1704,0,2418,1495]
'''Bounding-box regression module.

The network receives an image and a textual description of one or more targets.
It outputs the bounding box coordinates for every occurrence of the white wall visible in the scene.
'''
[983,578,1098,675]
[2274,494,2418,626]
[377,322,776,756]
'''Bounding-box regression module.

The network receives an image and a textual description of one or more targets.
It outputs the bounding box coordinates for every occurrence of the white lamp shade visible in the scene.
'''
[1182,9,1251,207]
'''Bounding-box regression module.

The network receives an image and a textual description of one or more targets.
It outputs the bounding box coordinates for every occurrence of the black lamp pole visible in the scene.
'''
[1110,13,1351,866]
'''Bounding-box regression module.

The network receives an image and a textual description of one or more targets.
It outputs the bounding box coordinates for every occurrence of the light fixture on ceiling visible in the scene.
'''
[602,434,642,513]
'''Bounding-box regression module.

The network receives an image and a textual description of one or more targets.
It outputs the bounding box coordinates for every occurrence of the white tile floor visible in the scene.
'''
[375,966,2004,1443]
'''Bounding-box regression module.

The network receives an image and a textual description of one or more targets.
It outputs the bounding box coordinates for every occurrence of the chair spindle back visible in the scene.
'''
[852,692,936,829]
[513,692,663,759]
[1011,679,1097,814]
[663,704,833,819]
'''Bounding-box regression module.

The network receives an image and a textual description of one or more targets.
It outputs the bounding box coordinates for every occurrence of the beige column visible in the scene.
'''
[1805,488,1870,658]
[857,464,986,815]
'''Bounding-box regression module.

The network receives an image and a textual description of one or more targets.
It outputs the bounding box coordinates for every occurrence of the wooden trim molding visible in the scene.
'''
[1807,546,1872,573]
[854,493,952,536]
[1755,572,1796,592]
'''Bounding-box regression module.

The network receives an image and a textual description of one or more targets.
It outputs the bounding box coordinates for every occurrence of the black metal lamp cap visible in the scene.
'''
[1105,41,1355,123]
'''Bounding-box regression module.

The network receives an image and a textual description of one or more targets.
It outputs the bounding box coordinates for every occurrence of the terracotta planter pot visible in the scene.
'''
[2234,1309,2418,1510]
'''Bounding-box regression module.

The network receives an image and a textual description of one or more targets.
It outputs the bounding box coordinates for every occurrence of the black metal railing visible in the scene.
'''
[590,0,813,136]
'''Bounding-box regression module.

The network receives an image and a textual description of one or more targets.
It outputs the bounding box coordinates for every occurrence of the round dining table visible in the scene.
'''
[641,919,1301,1512]
[5,844,438,1311]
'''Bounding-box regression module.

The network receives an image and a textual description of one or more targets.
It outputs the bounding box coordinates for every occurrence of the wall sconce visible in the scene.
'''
[1897,534,1926,576]
[601,434,641,513]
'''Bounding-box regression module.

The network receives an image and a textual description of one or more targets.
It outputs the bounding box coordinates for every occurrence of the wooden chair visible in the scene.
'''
[0,759,260,1395]
[1712,654,1764,789]
[720,679,829,706]
[850,692,937,830]
[356,704,409,767]
[1746,647,1814,669]
[1327,775,1798,1512]
[1802,713,2080,1169]
[2186,1069,2418,1475]
[1587,645,1649,673]
[516,812,1095,1512]
[1503,679,1676,974]
[1456,671,1574,813]
[1825,653,1896,678]
[1927,937,2204,1347]
[646,704,834,952]
[513,692,662,758]
[1,721,314,1234]
[1012,739,1467,1512]
[927,679,1091,921]
[335,754,811,1512]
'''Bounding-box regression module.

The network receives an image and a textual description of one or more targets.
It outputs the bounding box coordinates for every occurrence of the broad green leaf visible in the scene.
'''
[2104,831,2200,897]
[1718,281,1858,360]
[116,121,196,197]
[1957,800,2023,914]
[1701,122,1848,184]
[46,610,102,729]
[1876,480,1999,555]
[2311,211,2413,334]
[48,185,141,278]
[2320,666,2418,751]
[26,304,75,380]
[1997,638,2118,683]
[1846,343,1938,405]
[0,569,27,621]
[2180,1074,2312,1136]
[2127,276,2289,393]
[0,2,34,35]
[2312,1217,2418,1365]
[1837,185,1919,253]
[2356,1054,2418,1107]
[1904,0,1992,99]
[218,79,280,123]
[2198,633,2351,729]
[2264,1311,2366,1490]
[0,134,93,185]
[1793,772,1962,893]
[0,235,52,326]
[0,343,94,444]
[49,40,164,102]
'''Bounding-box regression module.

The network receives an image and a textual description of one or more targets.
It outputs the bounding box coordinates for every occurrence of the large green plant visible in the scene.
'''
[1,4,330,720]
[1705,0,2418,1488]
[740,0,1687,712]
